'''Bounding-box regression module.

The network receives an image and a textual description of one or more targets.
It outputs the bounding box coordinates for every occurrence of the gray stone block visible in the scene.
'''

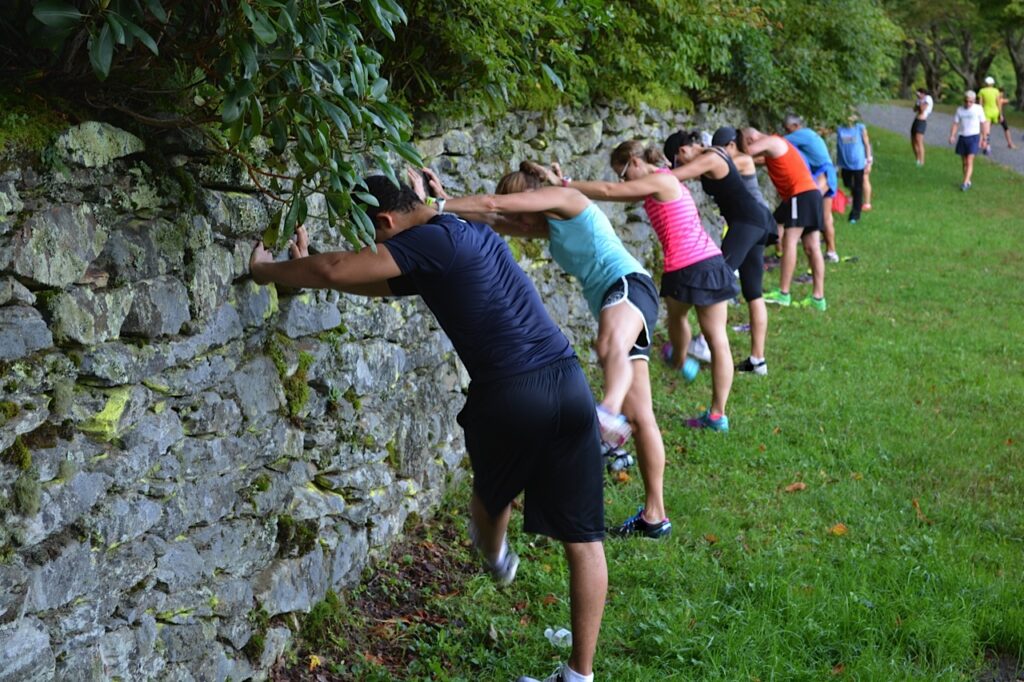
[276,290,343,338]
[18,471,111,547]
[90,496,163,547]
[26,541,98,611]
[0,277,34,306]
[155,540,207,592]
[254,548,327,616]
[53,121,145,168]
[122,276,191,338]
[0,179,23,216]
[9,204,106,288]
[176,391,243,437]
[201,189,269,239]
[94,217,187,286]
[0,617,55,682]
[0,307,53,360]
[46,285,135,346]
[233,280,278,328]
[230,357,285,421]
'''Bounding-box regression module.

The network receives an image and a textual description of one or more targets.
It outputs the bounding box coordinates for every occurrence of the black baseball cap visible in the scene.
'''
[711,126,737,147]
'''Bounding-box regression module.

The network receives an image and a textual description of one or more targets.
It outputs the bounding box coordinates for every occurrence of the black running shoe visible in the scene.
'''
[735,357,768,376]
[612,507,672,539]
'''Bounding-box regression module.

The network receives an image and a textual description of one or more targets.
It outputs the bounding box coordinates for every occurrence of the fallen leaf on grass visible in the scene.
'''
[851,472,863,481]
[542,593,557,605]
[758,443,767,452]
[829,523,848,536]
[785,481,807,493]
[519,615,531,626]
[772,427,782,435]
[704,533,718,545]
[361,652,385,666]
[1006,438,1014,446]
[912,498,934,524]
[832,663,845,675]
[308,655,322,671]
[614,470,630,483]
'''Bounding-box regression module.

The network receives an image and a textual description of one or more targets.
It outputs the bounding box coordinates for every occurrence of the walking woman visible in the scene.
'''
[417,165,672,539]
[536,141,737,432]
[665,126,773,376]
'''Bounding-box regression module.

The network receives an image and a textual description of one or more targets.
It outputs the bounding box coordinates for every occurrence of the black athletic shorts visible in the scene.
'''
[660,255,739,307]
[458,357,604,544]
[911,119,928,136]
[773,189,823,232]
[600,273,659,360]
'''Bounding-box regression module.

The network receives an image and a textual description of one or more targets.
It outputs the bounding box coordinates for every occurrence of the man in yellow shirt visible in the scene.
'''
[978,76,1001,155]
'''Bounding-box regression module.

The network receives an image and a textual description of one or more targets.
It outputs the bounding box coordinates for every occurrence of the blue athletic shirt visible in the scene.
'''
[784,127,833,171]
[835,123,867,170]
[546,203,649,319]
[384,213,574,383]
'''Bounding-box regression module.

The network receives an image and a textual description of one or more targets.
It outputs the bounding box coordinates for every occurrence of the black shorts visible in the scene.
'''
[459,357,604,543]
[600,273,659,360]
[660,255,739,307]
[911,119,928,136]
[1000,116,1010,132]
[773,189,823,232]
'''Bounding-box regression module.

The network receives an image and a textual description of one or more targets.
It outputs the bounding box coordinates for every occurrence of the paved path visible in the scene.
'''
[860,103,1024,175]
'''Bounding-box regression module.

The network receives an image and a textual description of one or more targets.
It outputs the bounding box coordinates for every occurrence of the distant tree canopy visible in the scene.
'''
[0,0,900,249]
[885,0,1024,107]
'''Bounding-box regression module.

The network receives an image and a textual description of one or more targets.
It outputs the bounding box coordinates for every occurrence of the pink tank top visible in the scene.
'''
[642,169,721,272]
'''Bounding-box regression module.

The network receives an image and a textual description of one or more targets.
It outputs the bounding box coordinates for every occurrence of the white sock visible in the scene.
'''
[491,537,507,565]
[562,664,594,682]
[749,356,765,365]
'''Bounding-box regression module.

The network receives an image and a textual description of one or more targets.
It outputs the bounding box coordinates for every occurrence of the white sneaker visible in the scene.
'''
[468,521,520,585]
[825,251,840,263]
[517,664,567,682]
[687,334,711,363]
[596,406,631,448]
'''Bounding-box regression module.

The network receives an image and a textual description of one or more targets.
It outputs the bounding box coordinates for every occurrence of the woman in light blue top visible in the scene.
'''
[418,163,671,539]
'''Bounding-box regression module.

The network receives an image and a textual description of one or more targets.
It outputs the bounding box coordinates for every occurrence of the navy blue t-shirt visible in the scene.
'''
[384,213,574,382]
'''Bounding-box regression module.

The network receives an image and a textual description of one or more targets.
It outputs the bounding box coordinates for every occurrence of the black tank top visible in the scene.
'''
[700,148,770,229]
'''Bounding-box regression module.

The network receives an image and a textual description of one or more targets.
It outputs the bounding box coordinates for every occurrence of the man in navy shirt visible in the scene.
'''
[250,176,606,682]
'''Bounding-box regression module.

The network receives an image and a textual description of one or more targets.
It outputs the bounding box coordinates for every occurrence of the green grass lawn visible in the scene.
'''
[286,127,1024,681]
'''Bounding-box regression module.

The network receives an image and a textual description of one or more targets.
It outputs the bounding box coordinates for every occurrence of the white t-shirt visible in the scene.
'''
[916,95,934,119]
[954,104,986,137]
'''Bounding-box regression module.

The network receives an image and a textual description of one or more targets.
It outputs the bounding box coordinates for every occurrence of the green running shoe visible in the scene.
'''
[795,295,827,311]
[763,289,792,306]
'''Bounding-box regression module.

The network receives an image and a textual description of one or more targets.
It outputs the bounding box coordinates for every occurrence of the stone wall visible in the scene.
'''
[0,103,735,681]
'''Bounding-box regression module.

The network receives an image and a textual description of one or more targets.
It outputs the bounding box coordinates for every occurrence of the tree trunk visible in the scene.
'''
[915,26,946,98]
[1007,28,1024,109]
[898,48,919,99]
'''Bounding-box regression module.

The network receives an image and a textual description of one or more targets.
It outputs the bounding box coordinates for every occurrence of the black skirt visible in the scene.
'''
[660,255,739,306]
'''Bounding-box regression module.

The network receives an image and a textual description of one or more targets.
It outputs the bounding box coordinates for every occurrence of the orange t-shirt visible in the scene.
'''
[765,137,817,201]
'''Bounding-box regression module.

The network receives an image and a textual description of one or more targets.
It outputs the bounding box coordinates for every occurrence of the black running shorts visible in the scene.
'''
[911,119,928,136]
[773,189,823,232]
[458,357,605,543]
[600,273,660,360]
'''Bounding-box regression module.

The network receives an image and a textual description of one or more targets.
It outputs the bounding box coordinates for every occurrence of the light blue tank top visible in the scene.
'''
[546,203,649,319]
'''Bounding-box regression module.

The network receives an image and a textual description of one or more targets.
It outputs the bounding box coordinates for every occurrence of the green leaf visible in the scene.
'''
[88,24,115,80]
[369,77,388,100]
[269,117,289,154]
[353,191,379,208]
[237,38,258,80]
[222,80,256,124]
[541,63,564,91]
[308,60,335,84]
[32,0,83,29]
[122,19,159,55]
[105,14,126,45]
[318,100,351,141]
[362,0,396,40]
[251,10,279,45]
[249,98,264,138]
[283,192,304,235]
[143,0,168,23]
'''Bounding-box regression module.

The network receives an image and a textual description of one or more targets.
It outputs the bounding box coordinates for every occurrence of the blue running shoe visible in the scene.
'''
[686,409,729,433]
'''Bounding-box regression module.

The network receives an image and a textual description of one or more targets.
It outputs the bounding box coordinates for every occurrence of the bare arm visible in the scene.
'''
[489,214,550,239]
[570,171,678,202]
[861,127,873,164]
[670,151,726,182]
[250,226,401,296]
[444,186,587,220]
